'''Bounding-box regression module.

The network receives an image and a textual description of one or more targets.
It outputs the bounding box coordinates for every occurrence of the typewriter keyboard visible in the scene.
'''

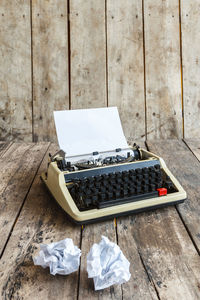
[67,163,176,211]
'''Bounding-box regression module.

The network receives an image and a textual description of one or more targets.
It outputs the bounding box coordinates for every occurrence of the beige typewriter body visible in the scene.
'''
[41,147,186,224]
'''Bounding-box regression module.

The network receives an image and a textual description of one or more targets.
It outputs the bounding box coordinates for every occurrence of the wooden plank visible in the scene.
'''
[0,0,32,141]
[32,0,69,142]
[0,142,12,158]
[78,221,122,299]
[0,143,34,197]
[181,2,200,138]
[117,219,158,300]
[144,0,182,139]
[107,0,145,141]
[184,139,200,161]
[0,144,81,299]
[70,0,106,109]
[0,142,49,256]
[147,139,200,252]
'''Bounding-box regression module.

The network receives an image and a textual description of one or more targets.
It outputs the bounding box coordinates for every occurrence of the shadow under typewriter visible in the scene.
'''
[41,146,186,224]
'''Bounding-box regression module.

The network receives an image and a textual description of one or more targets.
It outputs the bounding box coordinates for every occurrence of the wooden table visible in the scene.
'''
[0,140,199,300]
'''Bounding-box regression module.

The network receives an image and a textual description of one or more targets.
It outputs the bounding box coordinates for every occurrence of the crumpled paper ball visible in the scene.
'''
[87,236,131,290]
[33,238,81,275]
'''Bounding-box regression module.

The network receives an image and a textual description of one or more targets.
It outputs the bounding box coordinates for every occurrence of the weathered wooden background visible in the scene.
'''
[0,0,199,142]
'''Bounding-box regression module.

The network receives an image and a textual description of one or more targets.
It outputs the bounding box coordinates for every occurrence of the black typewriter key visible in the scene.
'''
[87,178,92,185]
[99,193,106,201]
[91,187,97,194]
[106,192,113,199]
[166,181,173,189]
[94,176,101,182]
[108,179,115,185]
[134,180,141,187]
[149,178,156,184]
[107,186,113,192]
[155,183,162,189]
[85,197,92,206]
[149,166,155,173]
[142,179,149,186]
[109,173,115,179]
[130,175,136,181]
[95,182,101,188]
[87,183,94,189]
[123,183,129,189]
[122,170,128,176]
[143,174,149,180]
[100,175,105,181]
[143,167,148,174]
[149,184,155,191]
[86,189,92,196]
[100,187,106,193]
[115,185,121,191]
[122,189,129,197]
[114,190,121,198]
[142,186,148,193]
[129,187,136,195]
[91,195,98,203]
[156,174,162,180]
[136,168,142,174]
[127,179,133,186]
[129,169,136,175]
[137,174,143,180]
[104,174,109,181]
[136,186,142,194]
[82,180,88,187]
[116,178,122,185]
[154,164,160,170]
[123,177,129,183]
[102,181,108,187]
[150,172,156,178]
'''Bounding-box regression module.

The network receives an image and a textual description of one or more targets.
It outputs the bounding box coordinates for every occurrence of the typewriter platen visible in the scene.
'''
[41,144,186,224]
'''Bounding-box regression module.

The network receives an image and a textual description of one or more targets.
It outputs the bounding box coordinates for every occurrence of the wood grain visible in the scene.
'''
[107,0,145,141]
[147,140,200,252]
[0,144,81,300]
[181,2,200,138]
[117,218,158,300]
[32,0,69,142]
[0,0,32,141]
[122,208,200,299]
[144,0,182,139]
[70,0,107,109]
[184,139,200,162]
[0,142,12,158]
[0,142,49,256]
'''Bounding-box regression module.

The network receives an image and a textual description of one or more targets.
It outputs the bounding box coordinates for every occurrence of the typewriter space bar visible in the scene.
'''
[97,191,158,209]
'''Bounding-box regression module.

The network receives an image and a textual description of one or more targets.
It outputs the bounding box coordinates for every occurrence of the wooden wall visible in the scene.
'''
[0,0,199,142]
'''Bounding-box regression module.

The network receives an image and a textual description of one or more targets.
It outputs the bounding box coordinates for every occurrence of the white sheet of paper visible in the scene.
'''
[54,107,128,157]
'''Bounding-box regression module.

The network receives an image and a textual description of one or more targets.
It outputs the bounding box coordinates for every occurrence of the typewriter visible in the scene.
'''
[41,144,186,224]
[41,107,186,224]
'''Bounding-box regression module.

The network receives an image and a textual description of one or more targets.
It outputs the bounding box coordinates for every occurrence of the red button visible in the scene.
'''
[157,188,167,196]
